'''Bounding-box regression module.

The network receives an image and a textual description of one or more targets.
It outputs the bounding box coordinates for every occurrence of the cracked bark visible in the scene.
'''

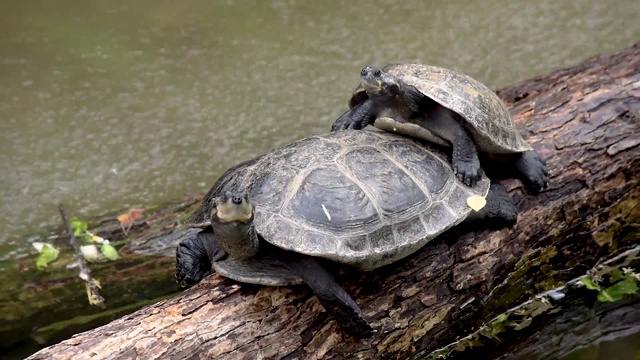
[27,43,640,360]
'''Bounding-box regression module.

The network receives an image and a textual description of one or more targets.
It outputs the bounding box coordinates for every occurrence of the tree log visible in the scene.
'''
[27,43,640,360]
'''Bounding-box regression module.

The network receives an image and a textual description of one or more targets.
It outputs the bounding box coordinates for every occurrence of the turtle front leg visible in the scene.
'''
[285,255,375,338]
[330,100,377,132]
[418,107,482,187]
[176,228,227,288]
[451,124,482,187]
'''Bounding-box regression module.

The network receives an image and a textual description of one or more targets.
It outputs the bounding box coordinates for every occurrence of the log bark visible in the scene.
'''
[27,43,640,360]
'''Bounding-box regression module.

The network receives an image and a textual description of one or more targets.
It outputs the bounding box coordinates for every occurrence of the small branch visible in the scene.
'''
[58,203,106,309]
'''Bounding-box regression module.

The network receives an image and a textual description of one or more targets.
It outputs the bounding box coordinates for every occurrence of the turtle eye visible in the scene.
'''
[373,69,381,77]
[360,68,367,76]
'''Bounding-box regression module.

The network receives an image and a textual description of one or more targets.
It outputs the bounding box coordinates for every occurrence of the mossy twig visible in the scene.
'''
[58,204,106,309]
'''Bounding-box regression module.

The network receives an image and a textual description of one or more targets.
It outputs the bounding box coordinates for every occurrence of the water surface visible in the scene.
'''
[1,0,638,259]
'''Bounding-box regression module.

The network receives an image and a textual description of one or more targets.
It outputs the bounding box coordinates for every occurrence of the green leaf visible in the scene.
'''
[36,244,60,270]
[597,290,615,302]
[597,277,639,302]
[609,269,624,283]
[70,219,88,236]
[489,313,509,333]
[513,317,533,331]
[493,313,508,324]
[101,244,120,260]
[581,277,600,290]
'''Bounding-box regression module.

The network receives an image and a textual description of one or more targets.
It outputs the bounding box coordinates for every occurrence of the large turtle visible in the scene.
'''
[176,129,517,337]
[331,64,549,192]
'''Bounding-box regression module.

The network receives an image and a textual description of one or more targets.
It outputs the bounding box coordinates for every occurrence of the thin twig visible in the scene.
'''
[58,203,106,309]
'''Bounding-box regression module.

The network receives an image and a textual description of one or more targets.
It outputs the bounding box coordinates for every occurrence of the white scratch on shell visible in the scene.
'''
[321,204,331,221]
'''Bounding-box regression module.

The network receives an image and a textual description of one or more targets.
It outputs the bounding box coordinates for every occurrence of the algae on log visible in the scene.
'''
[27,44,640,360]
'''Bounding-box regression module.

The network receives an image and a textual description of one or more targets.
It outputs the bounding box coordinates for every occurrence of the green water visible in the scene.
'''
[563,330,640,360]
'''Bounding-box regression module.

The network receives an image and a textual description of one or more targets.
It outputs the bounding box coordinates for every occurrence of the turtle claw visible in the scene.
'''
[347,120,368,130]
[330,300,375,338]
[330,120,346,132]
[331,100,376,132]
[331,114,368,132]
[484,183,518,226]
[176,240,212,288]
[176,230,223,288]
[452,158,482,187]
[345,321,375,339]
[515,151,549,193]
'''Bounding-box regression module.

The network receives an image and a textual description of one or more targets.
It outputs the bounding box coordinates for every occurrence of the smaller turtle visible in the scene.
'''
[176,130,518,338]
[331,64,549,192]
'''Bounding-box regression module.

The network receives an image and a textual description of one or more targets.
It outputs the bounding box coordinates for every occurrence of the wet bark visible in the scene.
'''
[27,43,640,360]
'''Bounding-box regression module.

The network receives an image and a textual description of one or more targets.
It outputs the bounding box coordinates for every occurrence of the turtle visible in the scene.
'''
[330,64,549,192]
[175,129,518,338]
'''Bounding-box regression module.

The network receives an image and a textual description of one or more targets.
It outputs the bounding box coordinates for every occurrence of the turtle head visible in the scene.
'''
[210,191,259,259]
[360,66,403,99]
[360,65,421,112]
[213,191,254,224]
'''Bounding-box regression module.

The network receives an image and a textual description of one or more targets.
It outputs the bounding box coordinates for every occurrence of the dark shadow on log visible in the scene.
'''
[26,43,640,360]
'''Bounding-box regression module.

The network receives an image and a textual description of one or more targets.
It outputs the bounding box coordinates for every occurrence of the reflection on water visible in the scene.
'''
[562,330,640,360]
[0,1,638,258]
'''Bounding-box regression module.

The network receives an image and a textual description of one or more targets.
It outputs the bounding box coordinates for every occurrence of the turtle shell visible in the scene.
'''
[188,129,490,271]
[349,63,533,154]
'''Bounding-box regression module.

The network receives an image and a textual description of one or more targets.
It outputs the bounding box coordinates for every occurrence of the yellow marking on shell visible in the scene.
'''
[466,195,487,212]
[463,84,480,98]
[216,198,253,223]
